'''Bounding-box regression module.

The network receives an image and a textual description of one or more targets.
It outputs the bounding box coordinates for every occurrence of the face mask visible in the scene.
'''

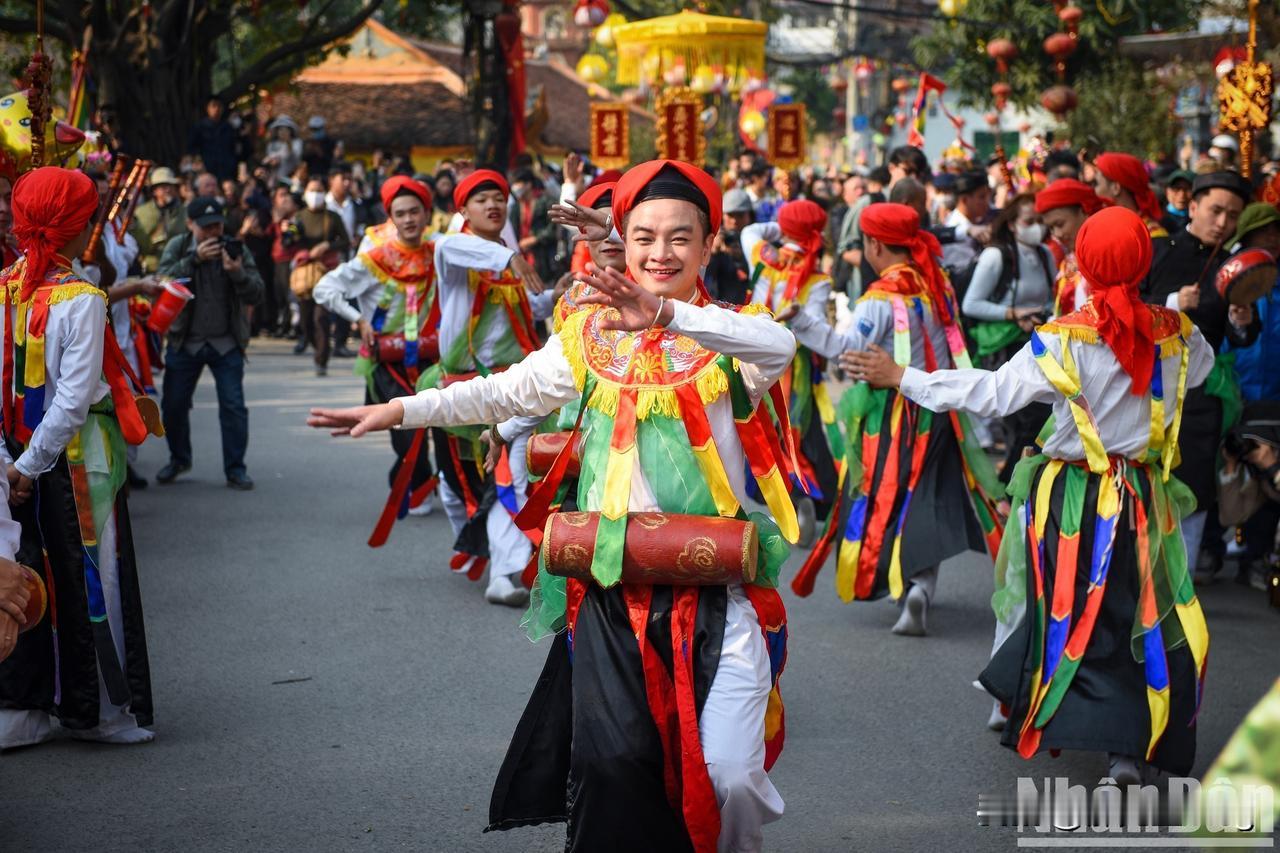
[1015,223,1044,246]
[512,185,529,200]
[304,190,325,210]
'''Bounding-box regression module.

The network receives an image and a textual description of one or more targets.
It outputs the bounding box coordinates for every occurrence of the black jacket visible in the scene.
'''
[1144,230,1260,351]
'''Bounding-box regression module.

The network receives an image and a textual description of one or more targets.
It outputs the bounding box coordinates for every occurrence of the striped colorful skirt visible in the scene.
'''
[981,455,1209,774]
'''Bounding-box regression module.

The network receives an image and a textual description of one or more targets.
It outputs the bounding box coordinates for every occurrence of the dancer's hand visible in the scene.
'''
[549,200,611,243]
[479,428,505,474]
[357,319,376,350]
[0,558,30,626]
[840,345,904,389]
[6,466,32,506]
[307,401,405,437]
[774,304,800,323]
[509,255,546,295]
[0,612,18,661]
[575,265,670,331]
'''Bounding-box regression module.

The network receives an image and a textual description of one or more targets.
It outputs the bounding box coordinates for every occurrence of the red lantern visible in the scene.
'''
[1058,5,1083,29]
[573,0,610,28]
[986,38,1018,74]
[1040,85,1078,118]
[1043,33,1077,59]
[891,76,915,94]
[830,74,848,94]
[984,111,1000,127]
[833,107,847,127]
[991,81,1012,109]
[854,61,874,82]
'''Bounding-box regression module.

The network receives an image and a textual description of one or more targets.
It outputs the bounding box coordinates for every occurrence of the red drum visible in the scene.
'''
[146,279,193,334]
[526,431,580,478]
[1215,248,1277,306]
[10,562,47,633]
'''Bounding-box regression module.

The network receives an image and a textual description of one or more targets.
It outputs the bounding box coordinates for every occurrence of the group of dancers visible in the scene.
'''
[305,157,1221,851]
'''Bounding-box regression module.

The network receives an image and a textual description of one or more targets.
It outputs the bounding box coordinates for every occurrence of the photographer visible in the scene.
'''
[156,196,264,491]
[1218,403,1280,591]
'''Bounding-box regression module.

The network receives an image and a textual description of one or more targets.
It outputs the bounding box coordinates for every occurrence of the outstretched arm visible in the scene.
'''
[308,334,578,437]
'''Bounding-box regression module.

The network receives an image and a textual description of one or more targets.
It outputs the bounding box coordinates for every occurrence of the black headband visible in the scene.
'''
[465,180,503,203]
[632,167,710,217]
[590,190,614,210]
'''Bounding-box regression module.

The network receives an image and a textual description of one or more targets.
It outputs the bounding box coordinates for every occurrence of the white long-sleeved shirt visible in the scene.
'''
[899,321,1214,462]
[7,286,111,479]
[433,234,519,371]
[741,222,834,356]
[400,299,796,510]
[961,243,1054,322]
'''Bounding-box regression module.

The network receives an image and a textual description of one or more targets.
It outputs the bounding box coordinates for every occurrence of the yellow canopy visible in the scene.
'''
[613,10,767,87]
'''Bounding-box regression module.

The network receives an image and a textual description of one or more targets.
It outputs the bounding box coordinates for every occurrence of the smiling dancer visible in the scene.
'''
[311,159,799,852]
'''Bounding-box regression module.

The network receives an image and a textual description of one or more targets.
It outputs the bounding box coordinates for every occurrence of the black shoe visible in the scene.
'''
[156,462,190,484]
[127,466,148,490]
[315,364,328,377]
[293,339,308,355]
[226,472,255,491]
[332,345,358,359]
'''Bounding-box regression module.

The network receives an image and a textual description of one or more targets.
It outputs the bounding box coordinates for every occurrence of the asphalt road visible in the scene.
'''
[4,338,1278,853]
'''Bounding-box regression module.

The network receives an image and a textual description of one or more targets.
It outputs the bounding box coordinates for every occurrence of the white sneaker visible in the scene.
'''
[987,701,1007,731]
[407,496,435,517]
[71,725,155,745]
[892,584,929,636]
[1107,753,1143,786]
[795,496,817,549]
[485,574,530,607]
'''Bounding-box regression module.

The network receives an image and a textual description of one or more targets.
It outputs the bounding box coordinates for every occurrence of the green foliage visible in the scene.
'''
[1060,59,1179,160]
[776,67,837,136]
[912,0,1199,110]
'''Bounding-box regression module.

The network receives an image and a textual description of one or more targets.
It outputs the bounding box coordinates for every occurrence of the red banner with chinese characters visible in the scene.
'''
[590,103,630,170]
[768,104,806,170]
[656,87,705,166]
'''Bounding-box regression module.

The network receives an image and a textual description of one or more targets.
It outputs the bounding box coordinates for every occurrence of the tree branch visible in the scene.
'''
[0,9,74,43]
[216,0,387,102]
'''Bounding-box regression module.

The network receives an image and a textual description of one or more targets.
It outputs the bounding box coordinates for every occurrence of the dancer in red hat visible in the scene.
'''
[739,199,841,546]
[311,159,799,852]
[1034,178,1110,316]
[846,206,1214,784]
[313,175,445,532]
[790,202,1004,636]
[0,167,157,748]
[1092,153,1169,239]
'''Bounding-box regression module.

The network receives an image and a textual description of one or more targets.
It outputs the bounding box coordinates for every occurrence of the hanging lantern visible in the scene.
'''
[833,107,847,127]
[573,0,610,29]
[1040,84,1078,118]
[986,38,1018,75]
[984,111,1000,127]
[991,81,1012,110]
[854,60,874,82]
[1057,5,1082,31]
[1018,120,1032,133]
[1043,32,1077,79]
[740,109,766,138]
[691,64,717,94]
[594,13,626,48]
[939,0,968,18]
[575,54,609,84]
[891,76,915,95]
[663,62,687,86]
[830,73,848,94]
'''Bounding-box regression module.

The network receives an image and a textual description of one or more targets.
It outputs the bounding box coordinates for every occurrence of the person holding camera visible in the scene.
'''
[155,196,264,490]
[961,192,1056,480]
[1218,403,1280,591]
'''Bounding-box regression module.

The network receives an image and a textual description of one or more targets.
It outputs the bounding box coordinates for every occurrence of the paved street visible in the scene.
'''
[6,338,1279,853]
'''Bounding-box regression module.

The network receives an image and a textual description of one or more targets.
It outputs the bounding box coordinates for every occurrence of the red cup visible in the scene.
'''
[146,279,193,334]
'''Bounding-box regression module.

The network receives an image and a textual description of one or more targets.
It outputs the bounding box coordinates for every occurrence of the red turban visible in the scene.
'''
[1034,178,1110,216]
[611,159,722,238]
[859,202,954,325]
[453,169,509,210]
[577,181,616,210]
[380,175,432,213]
[594,169,624,185]
[1074,206,1155,395]
[777,199,827,304]
[11,166,98,301]
[1093,153,1161,223]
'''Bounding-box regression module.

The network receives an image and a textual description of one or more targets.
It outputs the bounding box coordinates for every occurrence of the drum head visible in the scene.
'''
[1216,249,1278,306]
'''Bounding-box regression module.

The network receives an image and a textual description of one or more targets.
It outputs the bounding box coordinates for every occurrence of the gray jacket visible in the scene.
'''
[157,232,265,351]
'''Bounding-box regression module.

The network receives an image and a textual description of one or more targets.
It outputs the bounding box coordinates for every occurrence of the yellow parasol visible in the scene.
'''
[613,10,767,89]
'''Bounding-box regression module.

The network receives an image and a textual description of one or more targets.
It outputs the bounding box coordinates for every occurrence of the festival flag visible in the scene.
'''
[908,72,973,151]
[767,103,805,170]
[589,102,630,169]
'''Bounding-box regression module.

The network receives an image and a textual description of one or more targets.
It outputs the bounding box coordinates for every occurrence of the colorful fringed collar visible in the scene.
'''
[559,297,772,420]
[359,239,434,286]
[1040,303,1184,346]
[752,242,823,311]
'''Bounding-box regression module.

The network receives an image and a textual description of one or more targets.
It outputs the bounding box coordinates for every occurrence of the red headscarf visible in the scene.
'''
[611,159,722,238]
[453,169,510,210]
[380,175,432,213]
[1034,178,1110,215]
[594,168,624,186]
[1074,206,1155,395]
[859,202,954,324]
[11,167,98,301]
[1093,153,1161,223]
[776,199,827,303]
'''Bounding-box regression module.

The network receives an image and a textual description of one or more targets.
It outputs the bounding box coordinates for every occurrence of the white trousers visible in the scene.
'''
[700,585,785,853]
[437,432,532,581]
[0,514,140,747]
